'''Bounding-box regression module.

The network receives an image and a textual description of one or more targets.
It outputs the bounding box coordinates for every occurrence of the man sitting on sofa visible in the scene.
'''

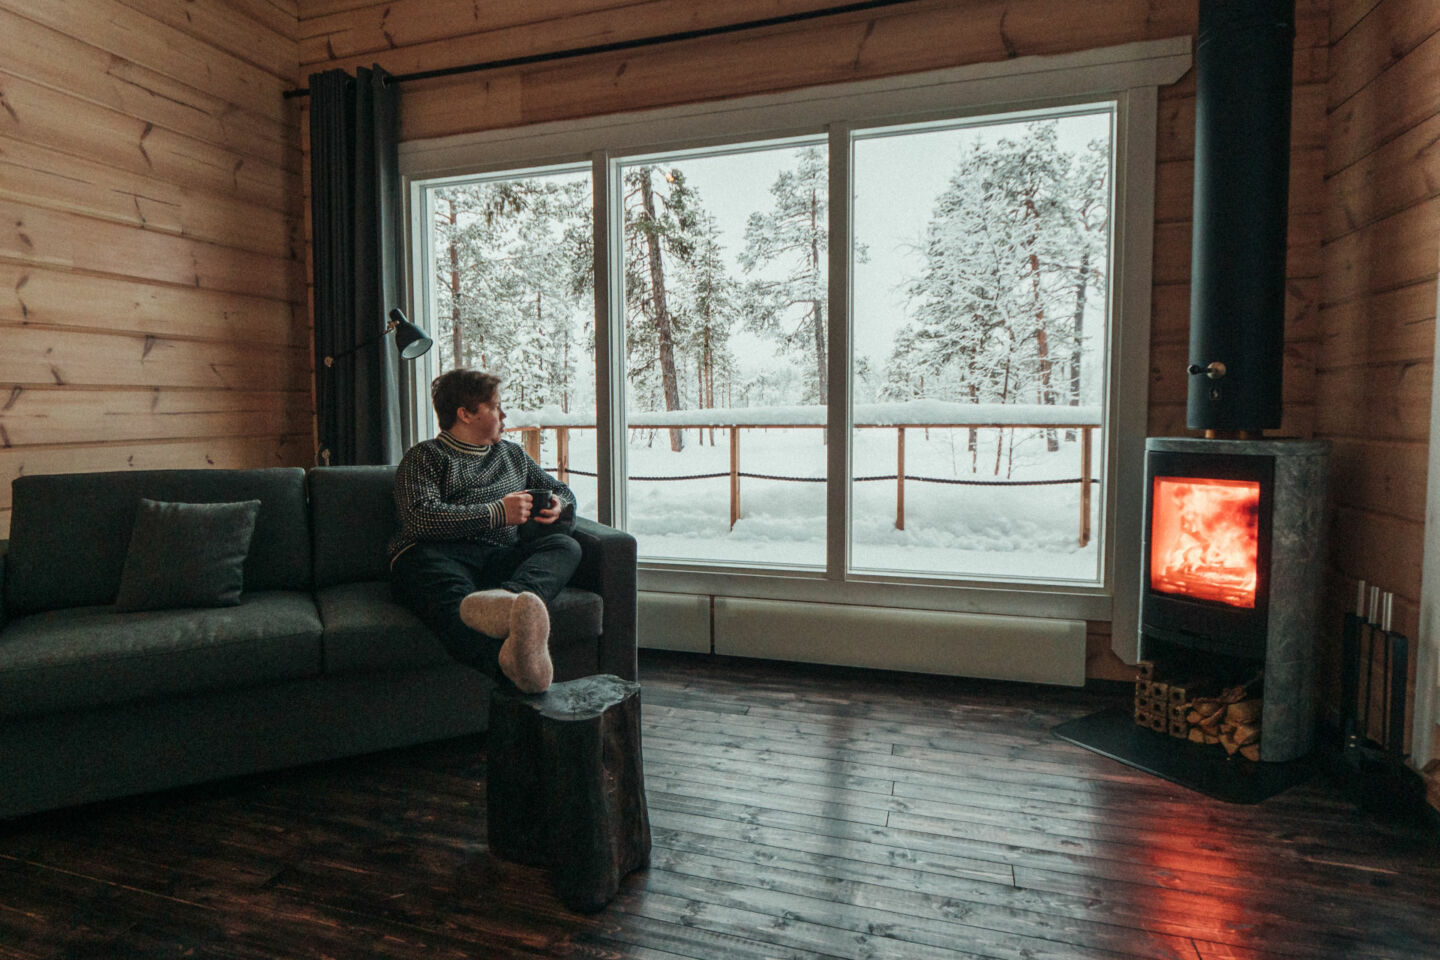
[389,369,579,694]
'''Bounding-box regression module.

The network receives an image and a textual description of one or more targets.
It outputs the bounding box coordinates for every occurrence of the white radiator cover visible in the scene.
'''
[713,597,1086,686]
[637,591,711,653]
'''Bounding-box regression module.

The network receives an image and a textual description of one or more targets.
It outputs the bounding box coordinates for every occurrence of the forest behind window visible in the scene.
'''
[419,107,1114,583]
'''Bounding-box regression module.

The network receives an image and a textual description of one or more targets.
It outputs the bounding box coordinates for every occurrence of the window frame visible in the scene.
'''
[399,38,1190,638]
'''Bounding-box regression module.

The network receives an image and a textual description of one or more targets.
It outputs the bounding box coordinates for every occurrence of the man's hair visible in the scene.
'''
[432,369,502,431]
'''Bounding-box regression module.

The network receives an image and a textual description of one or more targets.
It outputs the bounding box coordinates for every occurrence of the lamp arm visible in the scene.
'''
[322,319,399,367]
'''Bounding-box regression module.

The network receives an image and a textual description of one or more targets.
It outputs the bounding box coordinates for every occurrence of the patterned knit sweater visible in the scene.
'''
[388,431,576,564]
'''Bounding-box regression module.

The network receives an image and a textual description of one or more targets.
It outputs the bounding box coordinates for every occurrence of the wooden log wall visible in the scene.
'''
[0,0,309,539]
[1321,0,1440,766]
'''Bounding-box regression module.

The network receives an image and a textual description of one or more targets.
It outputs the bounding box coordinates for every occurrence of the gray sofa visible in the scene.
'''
[0,465,637,820]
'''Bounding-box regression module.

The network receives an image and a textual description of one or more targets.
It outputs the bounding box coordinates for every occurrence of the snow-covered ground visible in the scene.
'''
[514,406,1102,583]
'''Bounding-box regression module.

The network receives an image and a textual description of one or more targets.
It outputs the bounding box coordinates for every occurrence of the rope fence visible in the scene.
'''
[518,420,1100,545]
[552,466,1097,486]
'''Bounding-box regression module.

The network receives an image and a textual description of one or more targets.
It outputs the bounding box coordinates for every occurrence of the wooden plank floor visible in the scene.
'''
[1,651,1437,960]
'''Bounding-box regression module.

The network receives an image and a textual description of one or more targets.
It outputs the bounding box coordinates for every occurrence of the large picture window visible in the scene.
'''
[848,109,1113,582]
[415,114,1112,583]
[617,141,829,567]
[402,39,1185,629]
[417,166,598,517]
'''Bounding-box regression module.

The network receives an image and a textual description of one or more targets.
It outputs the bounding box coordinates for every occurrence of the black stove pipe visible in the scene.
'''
[1187,0,1295,433]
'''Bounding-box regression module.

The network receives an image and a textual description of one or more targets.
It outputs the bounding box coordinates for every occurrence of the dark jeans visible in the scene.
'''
[390,533,582,681]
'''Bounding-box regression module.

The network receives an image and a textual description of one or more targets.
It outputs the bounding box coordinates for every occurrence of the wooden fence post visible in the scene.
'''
[522,427,542,463]
[556,427,570,483]
[729,426,740,529]
[1079,425,1093,547]
[897,426,906,531]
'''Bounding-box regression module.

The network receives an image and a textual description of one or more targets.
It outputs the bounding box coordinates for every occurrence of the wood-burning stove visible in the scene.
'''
[1057,0,1327,798]
[1140,437,1329,762]
[1133,0,1330,765]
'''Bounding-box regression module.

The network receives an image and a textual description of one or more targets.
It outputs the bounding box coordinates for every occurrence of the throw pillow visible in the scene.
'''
[114,498,262,612]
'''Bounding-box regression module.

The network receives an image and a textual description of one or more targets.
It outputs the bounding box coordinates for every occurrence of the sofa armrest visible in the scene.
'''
[569,518,637,681]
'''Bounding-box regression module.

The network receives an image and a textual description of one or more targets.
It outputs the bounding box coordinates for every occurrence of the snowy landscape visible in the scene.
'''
[508,399,1103,581]
[422,110,1114,583]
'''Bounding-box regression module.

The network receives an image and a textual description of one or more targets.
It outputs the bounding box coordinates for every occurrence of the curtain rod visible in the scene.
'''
[284,0,922,99]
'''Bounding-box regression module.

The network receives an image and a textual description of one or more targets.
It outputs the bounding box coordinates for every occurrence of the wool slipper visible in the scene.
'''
[498,591,552,694]
[459,588,514,638]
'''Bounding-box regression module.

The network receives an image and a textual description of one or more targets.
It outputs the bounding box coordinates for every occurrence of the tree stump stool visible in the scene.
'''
[486,674,650,913]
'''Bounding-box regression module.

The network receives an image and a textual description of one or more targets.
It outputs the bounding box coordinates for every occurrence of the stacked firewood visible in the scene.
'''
[1132,661,1187,735]
[1186,691,1263,760]
[1134,662,1264,761]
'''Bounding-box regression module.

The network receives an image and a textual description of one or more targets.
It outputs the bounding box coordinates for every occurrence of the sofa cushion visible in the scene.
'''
[6,468,311,617]
[549,587,604,649]
[315,581,451,674]
[309,466,398,589]
[0,591,323,718]
[315,582,604,676]
[115,499,261,612]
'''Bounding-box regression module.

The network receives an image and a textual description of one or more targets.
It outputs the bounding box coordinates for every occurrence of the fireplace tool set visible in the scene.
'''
[1340,581,1425,818]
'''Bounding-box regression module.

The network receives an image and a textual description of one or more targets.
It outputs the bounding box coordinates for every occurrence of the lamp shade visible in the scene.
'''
[389,308,434,360]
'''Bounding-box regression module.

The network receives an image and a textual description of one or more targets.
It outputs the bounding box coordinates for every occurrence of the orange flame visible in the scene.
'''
[1150,476,1261,609]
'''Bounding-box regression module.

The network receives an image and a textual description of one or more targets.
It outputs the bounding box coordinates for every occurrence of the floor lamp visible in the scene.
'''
[318,308,434,466]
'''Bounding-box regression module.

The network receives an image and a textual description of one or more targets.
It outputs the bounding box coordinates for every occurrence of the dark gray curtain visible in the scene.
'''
[309,66,404,466]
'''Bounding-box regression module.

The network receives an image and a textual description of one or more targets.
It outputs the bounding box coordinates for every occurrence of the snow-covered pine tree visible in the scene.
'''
[1059,138,1110,435]
[887,119,1109,467]
[887,137,1030,471]
[985,121,1089,452]
[674,213,741,442]
[432,176,591,410]
[738,146,832,405]
[432,182,531,372]
[623,165,702,451]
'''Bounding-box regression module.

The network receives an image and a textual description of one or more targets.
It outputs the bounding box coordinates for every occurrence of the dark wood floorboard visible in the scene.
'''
[1,650,1436,960]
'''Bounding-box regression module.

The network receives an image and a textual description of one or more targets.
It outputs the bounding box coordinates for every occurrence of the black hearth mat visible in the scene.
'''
[1052,707,1316,804]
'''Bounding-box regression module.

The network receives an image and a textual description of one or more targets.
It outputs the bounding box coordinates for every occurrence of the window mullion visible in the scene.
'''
[825,123,853,582]
[592,150,626,529]
[410,181,439,444]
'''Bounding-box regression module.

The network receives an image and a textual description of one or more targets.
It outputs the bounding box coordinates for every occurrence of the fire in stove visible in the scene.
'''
[1149,476,1261,609]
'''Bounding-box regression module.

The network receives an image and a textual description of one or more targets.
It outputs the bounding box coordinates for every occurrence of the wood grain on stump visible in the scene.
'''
[487,674,650,913]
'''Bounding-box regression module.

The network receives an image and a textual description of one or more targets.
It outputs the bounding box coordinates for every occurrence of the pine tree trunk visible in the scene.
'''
[1028,249,1058,453]
[447,198,462,370]
[562,328,570,414]
[1065,249,1091,442]
[809,188,827,402]
[967,381,979,472]
[703,334,715,446]
[640,170,684,452]
[994,357,1010,476]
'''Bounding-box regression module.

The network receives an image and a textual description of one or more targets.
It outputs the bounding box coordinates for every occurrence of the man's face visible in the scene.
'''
[459,392,505,445]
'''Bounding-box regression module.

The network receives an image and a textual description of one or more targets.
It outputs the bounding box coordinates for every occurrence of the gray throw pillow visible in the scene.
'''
[114,499,262,612]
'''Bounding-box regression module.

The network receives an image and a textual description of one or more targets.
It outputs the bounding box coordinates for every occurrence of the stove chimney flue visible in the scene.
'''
[1187,0,1295,433]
